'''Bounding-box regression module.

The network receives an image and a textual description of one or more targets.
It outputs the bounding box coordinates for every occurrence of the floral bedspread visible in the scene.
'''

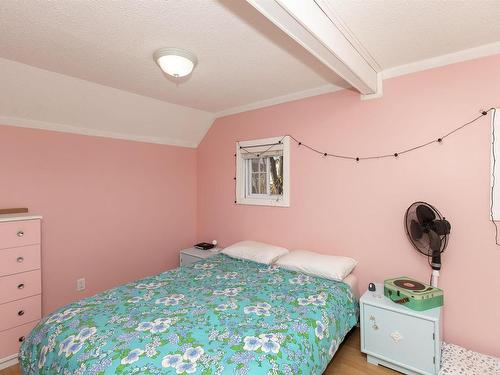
[20,254,358,375]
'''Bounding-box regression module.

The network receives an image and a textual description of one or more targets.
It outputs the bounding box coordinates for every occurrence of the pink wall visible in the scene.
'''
[197,54,500,357]
[0,126,197,314]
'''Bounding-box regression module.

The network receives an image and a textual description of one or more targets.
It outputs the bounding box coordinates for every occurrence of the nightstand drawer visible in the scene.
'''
[363,304,435,374]
[180,253,201,266]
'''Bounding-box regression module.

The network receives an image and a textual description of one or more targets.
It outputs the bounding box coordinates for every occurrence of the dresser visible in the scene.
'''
[360,283,442,375]
[179,247,220,266]
[0,214,42,370]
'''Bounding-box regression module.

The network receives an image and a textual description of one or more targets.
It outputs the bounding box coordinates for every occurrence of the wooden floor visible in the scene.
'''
[324,328,398,375]
[1,327,398,375]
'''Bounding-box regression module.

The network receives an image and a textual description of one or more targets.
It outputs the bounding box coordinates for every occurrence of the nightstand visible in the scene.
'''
[360,283,442,375]
[179,247,220,266]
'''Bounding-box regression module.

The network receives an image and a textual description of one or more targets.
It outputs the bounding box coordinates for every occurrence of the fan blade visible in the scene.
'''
[410,220,423,240]
[432,219,451,236]
[428,230,442,252]
[416,204,436,224]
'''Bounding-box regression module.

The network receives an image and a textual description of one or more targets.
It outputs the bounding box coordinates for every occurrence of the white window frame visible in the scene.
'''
[236,136,290,207]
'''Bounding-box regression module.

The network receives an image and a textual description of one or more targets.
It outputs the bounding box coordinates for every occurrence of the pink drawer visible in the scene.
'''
[0,220,40,250]
[0,270,41,305]
[0,295,41,332]
[0,320,38,359]
[0,245,40,277]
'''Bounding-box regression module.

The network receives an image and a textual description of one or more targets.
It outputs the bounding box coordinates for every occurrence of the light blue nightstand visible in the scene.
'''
[179,247,220,266]
[360,283,442,375]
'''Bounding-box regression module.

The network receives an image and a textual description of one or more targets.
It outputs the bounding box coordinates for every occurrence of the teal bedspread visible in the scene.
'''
[20,254,358,375]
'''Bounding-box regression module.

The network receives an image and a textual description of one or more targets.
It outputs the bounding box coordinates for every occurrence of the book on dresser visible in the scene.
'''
[0,213,42,370]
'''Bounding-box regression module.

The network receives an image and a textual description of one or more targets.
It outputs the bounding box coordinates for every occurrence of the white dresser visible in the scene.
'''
[179,247,220,266]
[0,214,42,370]
[360,283,442,375]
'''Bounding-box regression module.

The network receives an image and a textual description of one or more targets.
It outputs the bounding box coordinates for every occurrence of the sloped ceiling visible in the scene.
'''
[1,0,500,147]
[0,0,345,113]
[0,58,214,148]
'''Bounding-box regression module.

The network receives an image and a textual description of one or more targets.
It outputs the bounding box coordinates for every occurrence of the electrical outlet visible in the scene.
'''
[76,278,86,291]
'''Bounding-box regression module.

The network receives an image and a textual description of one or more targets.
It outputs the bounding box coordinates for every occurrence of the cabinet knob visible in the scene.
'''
[17,283,25,289]
[390,331,403,343]
[17,230,25,237]
[17,256,24,263]
[18,336,25,342]
[18,310,25,316]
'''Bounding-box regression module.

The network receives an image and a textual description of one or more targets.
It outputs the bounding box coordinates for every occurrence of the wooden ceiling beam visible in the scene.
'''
[247,0,382,97]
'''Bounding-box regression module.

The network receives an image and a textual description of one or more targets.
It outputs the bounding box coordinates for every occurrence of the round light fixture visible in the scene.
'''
[153,47,198,78]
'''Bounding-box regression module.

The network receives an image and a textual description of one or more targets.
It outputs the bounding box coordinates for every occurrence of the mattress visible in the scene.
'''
[20,254,358,374]
[343,274,358,298]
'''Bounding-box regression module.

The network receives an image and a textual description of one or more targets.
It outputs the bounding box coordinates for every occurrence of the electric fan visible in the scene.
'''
[404,202,451,287]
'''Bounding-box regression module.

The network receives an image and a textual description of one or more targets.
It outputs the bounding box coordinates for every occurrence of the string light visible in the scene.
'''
[236,108,500,246]
[238,108,494,160]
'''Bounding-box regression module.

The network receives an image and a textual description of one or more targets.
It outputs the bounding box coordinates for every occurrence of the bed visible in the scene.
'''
[20,254,358,374]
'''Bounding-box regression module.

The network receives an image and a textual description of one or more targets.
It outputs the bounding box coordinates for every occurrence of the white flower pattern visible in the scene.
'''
[315,321,326,340]
[298,293,327,306]
[213,287,242,297]
[289,274,311,285]
[136,282,163,290]
[194,263,215,270]
[161,354,183,368]
[183,346,204,362]
[155,294,185,306]
[243,336,262,351]
[121,348,144,364]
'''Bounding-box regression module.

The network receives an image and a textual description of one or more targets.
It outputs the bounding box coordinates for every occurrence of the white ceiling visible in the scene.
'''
[330,0,500,70]
[1,0,500,147]
[0,58,214,148]
[0,0,344,113]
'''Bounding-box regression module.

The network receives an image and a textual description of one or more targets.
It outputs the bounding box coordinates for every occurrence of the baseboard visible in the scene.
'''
[0,354,18,370]
[367,355,422,375]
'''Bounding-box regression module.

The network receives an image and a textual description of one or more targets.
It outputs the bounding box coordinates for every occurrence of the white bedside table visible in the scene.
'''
[360,283,442,375]
[179,247,220,266]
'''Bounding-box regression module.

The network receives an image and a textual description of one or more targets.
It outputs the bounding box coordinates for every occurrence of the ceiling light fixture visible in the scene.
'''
[153,47,198,78]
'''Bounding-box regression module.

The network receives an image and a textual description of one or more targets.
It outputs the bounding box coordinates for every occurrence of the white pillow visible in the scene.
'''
[221,241,289,265]
[275,250,357,281]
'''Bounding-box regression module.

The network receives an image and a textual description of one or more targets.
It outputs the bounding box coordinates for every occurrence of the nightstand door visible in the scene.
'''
[180,253,201,266]
[363,304,436,374]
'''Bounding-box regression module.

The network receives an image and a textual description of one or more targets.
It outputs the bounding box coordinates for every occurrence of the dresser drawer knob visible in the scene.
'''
[17,283,25,289]
[17,231,25,237]
[18,336,25,342]
[17,256,24,263]
[18,310,25,316]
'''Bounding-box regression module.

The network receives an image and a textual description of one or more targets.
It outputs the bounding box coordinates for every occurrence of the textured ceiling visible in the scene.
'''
[0,0,344,113]
[1,0,500,147]
[329,0,500,69]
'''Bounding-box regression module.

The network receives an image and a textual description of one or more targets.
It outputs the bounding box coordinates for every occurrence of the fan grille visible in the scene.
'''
[405,201,449,256]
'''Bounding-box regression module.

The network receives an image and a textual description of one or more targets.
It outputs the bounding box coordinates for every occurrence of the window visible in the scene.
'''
[236,136,290,206]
